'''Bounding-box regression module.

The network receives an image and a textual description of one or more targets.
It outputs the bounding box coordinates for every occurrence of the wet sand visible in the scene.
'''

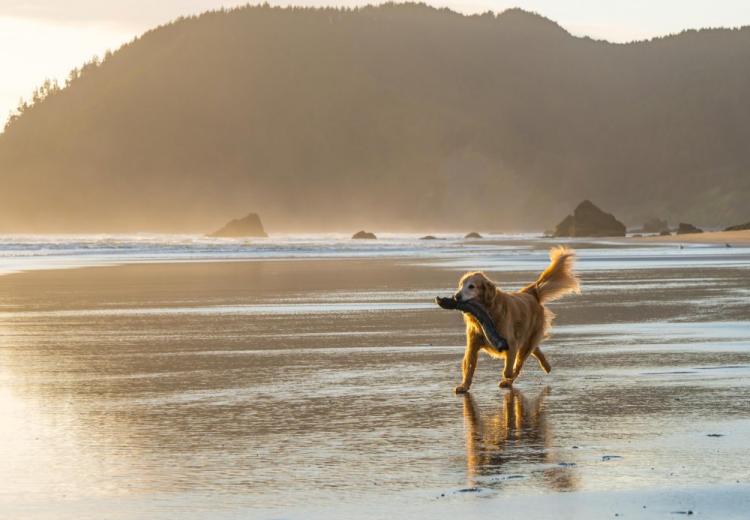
[1,247,749,519]
[630,229,750,246]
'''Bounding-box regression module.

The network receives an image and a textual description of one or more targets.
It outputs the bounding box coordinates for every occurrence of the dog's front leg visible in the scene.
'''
[455,325,483,393]
[455,346,479,393]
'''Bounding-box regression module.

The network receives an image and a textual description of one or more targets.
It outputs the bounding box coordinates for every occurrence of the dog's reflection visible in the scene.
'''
[462,388,577,491]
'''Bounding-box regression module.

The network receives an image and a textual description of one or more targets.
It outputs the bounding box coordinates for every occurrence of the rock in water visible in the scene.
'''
[676,222,703,235]
[209,213,267,237]
[464,232,482,239]
[554,200,626,237]
[724,221,750,231]
[352,230,377,239]
[420,235,438,240]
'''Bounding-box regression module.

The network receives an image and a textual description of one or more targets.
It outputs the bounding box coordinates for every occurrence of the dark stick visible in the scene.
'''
[435,296,509,351]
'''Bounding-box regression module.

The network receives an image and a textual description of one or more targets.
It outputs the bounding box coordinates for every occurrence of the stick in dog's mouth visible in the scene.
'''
[435,296,509,351]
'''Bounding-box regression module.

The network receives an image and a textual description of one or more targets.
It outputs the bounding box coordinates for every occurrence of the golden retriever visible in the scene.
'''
[453,246,580,393]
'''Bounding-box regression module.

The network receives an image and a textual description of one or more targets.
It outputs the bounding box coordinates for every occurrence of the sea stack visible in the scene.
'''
[676,223,703,235]
[209,213,267,237]
[554,200,626,237]
[352,230,377,239]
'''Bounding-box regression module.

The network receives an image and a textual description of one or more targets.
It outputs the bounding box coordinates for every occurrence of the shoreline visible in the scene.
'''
[627,229,750,245]
[1,231,749,279]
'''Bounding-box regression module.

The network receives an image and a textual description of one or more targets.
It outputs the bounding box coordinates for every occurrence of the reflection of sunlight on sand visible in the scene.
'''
[462,388,578,492]
[555,321,750,354]
[0,382,92,501]
[0,301,435,319]
[0,322,170,504]
[0,326,98,501]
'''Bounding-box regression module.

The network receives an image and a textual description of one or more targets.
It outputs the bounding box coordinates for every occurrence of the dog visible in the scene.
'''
[453,246,580,393]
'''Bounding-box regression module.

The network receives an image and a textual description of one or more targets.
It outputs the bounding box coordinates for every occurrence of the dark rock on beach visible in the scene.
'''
[602,455,623,461]
[420,235,438,240]
[554,200,626,237]
[660,230,672,236]
[677,222,703,235]
[464,232,482,239]
[208,213,267,237]
[724,221,750,231]
[352,230,377,239]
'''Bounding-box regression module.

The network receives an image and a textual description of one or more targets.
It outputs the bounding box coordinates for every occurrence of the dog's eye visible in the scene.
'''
[468,284,475,289]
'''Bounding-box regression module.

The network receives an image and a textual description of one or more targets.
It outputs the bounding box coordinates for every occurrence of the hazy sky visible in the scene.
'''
[2,1,750,123]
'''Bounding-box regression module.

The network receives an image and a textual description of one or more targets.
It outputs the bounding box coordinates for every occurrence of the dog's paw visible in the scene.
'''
[454,385,469,394]
[498,379,514,389]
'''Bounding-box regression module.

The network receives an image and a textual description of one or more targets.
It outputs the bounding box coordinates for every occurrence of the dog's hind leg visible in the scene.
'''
[531,346,551,374]
[511,334,544,380]
[499,345,517,388]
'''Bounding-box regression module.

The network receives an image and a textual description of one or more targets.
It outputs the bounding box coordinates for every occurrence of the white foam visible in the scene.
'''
[0,233,749,276]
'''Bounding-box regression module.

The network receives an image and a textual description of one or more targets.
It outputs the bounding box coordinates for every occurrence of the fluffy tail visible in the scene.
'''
[525,246,580,303]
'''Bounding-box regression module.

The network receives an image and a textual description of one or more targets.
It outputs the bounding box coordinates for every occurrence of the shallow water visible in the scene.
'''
[2,232,749,275]
[0,233,514,275]
[0,239,749,519]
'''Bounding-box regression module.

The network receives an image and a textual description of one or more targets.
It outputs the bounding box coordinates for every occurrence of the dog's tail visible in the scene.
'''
[524,246,580,303]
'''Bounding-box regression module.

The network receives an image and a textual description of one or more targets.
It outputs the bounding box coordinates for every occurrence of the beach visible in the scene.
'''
[0,235,749,519]
[630,229,750,246]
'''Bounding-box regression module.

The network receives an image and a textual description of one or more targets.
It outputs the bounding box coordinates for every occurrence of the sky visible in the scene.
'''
[2,0,750,123]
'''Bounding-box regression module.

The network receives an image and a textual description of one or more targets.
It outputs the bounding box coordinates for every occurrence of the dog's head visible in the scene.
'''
[455,272,496,307]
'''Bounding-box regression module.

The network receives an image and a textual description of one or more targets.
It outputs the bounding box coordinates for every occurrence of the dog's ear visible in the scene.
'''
[480,278,496,307]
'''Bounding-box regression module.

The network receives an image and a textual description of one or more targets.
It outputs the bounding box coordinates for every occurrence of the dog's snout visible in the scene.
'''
[454,292,463,301]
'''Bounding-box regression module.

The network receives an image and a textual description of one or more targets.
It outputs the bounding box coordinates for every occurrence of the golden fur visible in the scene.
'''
[454,246,580,393]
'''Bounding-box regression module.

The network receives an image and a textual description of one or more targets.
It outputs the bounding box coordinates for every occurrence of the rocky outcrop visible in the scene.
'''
[659,230,672,236]
[420,235,438,240]
[642,217,669,234]
[352,230,377,239]
[209,213,267,237]
[554,200,626,237]
[464,232,482,239]
[677,222,703,235]
[724,221,750,231]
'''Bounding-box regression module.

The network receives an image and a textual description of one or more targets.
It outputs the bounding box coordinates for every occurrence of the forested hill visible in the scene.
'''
[1,3,749,232]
